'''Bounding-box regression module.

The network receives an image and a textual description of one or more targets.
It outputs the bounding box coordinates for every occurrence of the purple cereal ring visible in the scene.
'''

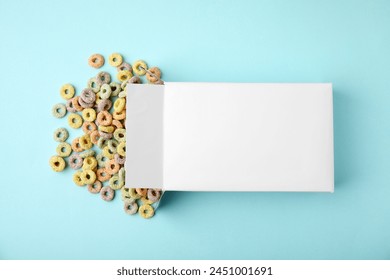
[97,99,112,112]
[114,153,126,165]
[100,186,115,201]
[117,62,132,72]
[99,131,113,140]
[80,88,96,104]
[78,97,94,108]
[69,153,83,170]
[128,76,141,84]
[96,71,111,86]
[66,98,77,113]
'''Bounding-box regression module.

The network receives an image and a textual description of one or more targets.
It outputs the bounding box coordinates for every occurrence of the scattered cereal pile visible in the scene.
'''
[50,53,163,219]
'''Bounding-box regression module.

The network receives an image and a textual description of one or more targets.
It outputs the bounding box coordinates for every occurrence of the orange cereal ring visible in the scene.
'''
[71,137,84,152]
[82,121,97,135]
[136,188,148,197]
[113,110,126,120]
[72,96,84,112]
[90,130,100,145]
[112,119,123,129]
[105,159,120,175]
[96,168,111,182]
[96,111,112,126]
[88,54,105,68]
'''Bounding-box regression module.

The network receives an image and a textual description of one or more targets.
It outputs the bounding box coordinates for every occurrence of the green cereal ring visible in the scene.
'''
[68,113,83,129]
[56,142,72,157]
[107,139,119,153]
[147,189,161,203]
[53,127,69,142]
[120,81,128,90]
[82,156,98,170]
[87,77,101,93]
[96,153,109,167]
[121,188,134,201]
[117,141,126,157]
[99,84,112,99]
[102,146,114,159]
[118,167,125,182]
[73,170,84,186]
[118,90,127,98]
[52,103,67,118]
[114,153,126,165]
[80,169,96,185]
[87,180,102,194]
[60,84,75,100]
[113,98,126,113]
[108,53,123,67]
[97,138,108,149]
[80,149,95,159]
[109,175,124,190]
[132,60,148,76]
[117,70,132,82]
[117,62,132,72]
[82,108,96,122]
[139,204,154,219]
[49,156,66,172]
[96,71,111,85]
[79,134,93,150]
[124,201,138,215]
[109,82,121,97]
[69,153,83,170]
[100,186,115,201]
[113,128,126,142]
[129,188,141,199]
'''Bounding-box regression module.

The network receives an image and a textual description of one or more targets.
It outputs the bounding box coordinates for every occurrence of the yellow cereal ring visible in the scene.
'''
[129,188,141,199]
[79,134,93,150]
[95,92,103,104]
[102,145,114,159]
[82,156,98,170]
[98,125,115,133]
[117,141,126,157]
[82,108,96,122]
[113,98,126,113]
[73,171,84,186]
[68,113,83,129]
[117,70,133,82]
[80,169,96,185]
[60,84,75,100]
[49,156,66,172]
[139,204,154,219]
[132,60,148,76]
[108,53,123,67]
[56,142,72,157]
[141,197,154,205]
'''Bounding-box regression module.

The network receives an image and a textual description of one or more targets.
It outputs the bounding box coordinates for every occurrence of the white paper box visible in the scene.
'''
[126,83,334,192]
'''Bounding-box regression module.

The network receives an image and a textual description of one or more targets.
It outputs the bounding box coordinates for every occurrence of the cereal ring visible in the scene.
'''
[68,113,83,129]
[120,81,128,90]
[71,137,84,152]
[139,204,154,219]
[82,156,98,170]
[69,153,83,169]
[118,90,127,98]
[154,79,164,85]
[99,131,113,140]
[79,149,95,159]
[121,188,134,201]
[147,188,161,203]
[100,186,115,201]
[105,159,120,175]
[109,82,121,97]
[96,168,111,182]
[52,103,67,118]
[49,156,66,172]
[146,67,162,83]
[128,76,141,84]
[114,154,126,165]
[82,121,97,135]
[73,170,84,186]
[97,138,108,149]
[108,53,123,67]
[107,139,119,153]
[95,92,103,105]
[79,134,93,150]
[141,197,154,205]
[53,127,69,142]
[66,99,77,113]
[96,153,109,167]
[117,70,132,82]
[136,188,148,197]
[87,77,101,93]
[117,62,132,72]
[99,125,115,133]
[112,119,123,129]
[102,146,114,159]
[124,201,138,215]
[96,111,112,126]
[99,84,112,99]
[129,188,141,199]
[90,130,100,145]
[82,108,96,122]
[56,142,72,157]
[113,110,126,120]
[97,99,112,112]
[113,128,126,142]
[80,88,96,104]
[109,175,124,190]
[87,180,102,194]
[132,60,148,76]
[117,142,126,157]
[71,96,84,112]
[118,167,125,182]
[113,98,126,113]
[80,169,96,185]
[60,84,75,100]
[78,96,94,109]
[88,53,104,68]
[96,71,111,85]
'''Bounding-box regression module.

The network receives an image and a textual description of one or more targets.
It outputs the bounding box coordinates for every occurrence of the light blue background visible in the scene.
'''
[0,0,389,260]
